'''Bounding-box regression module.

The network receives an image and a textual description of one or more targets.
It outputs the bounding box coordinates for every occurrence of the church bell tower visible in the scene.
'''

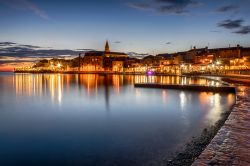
[105,40,110,52]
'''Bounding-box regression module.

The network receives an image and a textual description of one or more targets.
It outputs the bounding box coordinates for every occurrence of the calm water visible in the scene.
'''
[0,73,235,166]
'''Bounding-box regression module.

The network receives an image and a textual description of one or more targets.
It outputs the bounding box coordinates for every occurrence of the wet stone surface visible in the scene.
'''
[192,86,250,166]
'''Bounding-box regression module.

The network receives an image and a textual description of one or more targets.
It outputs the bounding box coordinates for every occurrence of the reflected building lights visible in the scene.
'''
[180,91,187,111]
[162,90,167,103]
[58,74,62,104]
[14,74,64,105]
[50,75,55,101]
[112,75,120,94]
[135,89,141,97]
[199,92,211,106]
[13,74,227,111]
[227,93,236,105]
[207,93,222,124]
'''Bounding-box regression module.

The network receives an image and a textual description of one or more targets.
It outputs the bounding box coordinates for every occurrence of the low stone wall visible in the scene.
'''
[134,83,236,93]
[221,78,250,86]
[192,87,250,165]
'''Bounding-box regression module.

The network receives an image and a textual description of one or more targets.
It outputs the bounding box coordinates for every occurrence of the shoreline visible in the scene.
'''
[164,101,235,166]
[192,85,250,165]
[13,70,179,76]
[166,78,249,166]
[13,70,250,78]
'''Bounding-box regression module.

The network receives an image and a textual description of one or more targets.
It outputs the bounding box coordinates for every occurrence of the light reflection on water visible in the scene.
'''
[12,74,222,105]
[0,73,235,166]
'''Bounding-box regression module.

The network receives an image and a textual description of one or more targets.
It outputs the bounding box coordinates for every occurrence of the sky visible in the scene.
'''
[1,0,250,71]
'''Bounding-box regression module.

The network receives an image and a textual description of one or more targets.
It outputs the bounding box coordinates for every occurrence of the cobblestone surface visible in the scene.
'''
[192,86,250,166]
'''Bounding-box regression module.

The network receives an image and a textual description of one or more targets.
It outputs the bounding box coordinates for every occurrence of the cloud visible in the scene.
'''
[215,4,239,13]
[19,44,42,49]
[127,2,152,11]
[126,52,149,58]
[0,42,92,66]
[217,19,243,29]
[0,0,49,19]
[158,5,188,14]
[234,26,250,34]
[210,30,221,33]
[166,42,171,44]
[0,46,33,53]
[114,41,122,44]
[217,19,250,35]
[127,0,200,15]
[156,0,199,14]
[0,56,36,62]
[0,42,16,46]
[75,49,95,51]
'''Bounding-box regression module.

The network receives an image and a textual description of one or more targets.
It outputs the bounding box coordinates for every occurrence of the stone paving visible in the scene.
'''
[192,86,250,166]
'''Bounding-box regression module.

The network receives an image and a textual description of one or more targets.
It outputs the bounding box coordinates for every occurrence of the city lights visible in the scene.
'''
[13,42,250,75]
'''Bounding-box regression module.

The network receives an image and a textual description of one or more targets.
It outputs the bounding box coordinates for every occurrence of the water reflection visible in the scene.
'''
[162,90,168,104]
[0,73,236,166]
[14,74,221,94]
[207,93,222,123]
[180,91,187,111]
[13,74,226,109]
[133,75,216,85]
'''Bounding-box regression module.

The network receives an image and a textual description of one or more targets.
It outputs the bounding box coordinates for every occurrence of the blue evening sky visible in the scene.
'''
[0,0,250,54]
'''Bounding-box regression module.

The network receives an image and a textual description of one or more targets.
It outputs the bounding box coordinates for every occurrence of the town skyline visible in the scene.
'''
[1,40,249,72]
[13,40,250,76]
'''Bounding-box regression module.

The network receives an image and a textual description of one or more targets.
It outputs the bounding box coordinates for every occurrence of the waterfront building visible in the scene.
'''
[125,57,142,72]
[157,53,185,74]
[81,51,104,71]
[184,46,198,63]
[242,48,250,68]
[81,41,128,71]
[141,55,163,72]
[158,55,175,73]
[112,61,124,72]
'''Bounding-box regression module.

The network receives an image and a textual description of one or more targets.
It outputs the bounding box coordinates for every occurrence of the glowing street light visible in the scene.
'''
[57,63,61,68]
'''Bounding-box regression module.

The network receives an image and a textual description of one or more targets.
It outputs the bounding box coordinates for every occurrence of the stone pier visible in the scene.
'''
[192,86,250,166]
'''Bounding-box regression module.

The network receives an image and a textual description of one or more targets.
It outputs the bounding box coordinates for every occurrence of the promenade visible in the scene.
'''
[193,85,250,165]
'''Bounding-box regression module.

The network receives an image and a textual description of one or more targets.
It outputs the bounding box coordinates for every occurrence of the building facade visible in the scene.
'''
[81,41,128,71]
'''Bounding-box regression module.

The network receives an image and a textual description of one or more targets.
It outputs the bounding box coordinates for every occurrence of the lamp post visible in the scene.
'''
[180,64,184,75]
[95,58,97,71]
[57,63,62,72]
[78,53,81,72]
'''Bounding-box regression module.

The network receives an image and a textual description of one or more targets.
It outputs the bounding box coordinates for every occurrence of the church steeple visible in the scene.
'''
[105,40,110,52]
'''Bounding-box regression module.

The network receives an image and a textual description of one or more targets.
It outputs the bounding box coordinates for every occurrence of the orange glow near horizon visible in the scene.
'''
[0,62,34,72]
[0,66,14,72]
